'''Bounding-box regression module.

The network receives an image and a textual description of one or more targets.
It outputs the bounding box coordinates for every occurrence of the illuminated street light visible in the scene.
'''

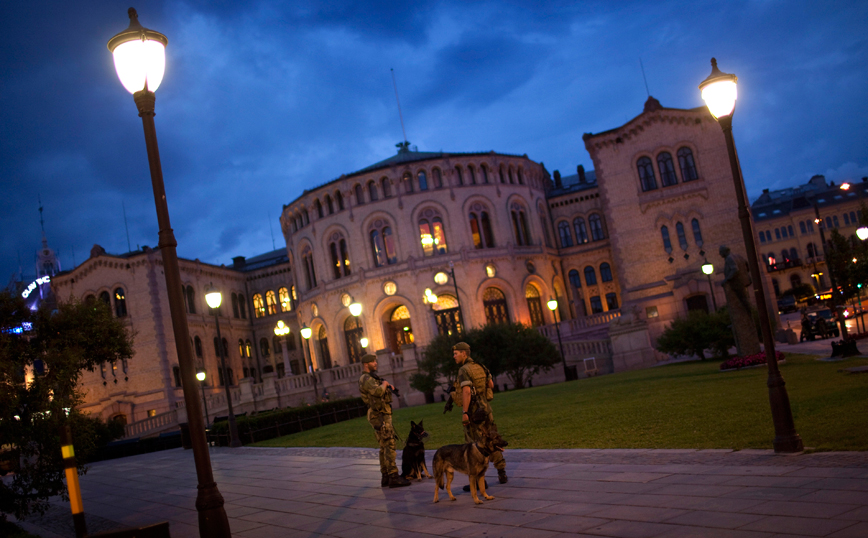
[699,58,802,453]
[196,369,209,427]
[349,298,362,317]
[204,284,242,448]
[360,337,369,348]
[702,259,718,311]
[274,320,293,376]
[299,322,319,400]
[546,298,569,380]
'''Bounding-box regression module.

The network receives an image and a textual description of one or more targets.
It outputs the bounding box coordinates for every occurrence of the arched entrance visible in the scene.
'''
[316,326,332,369]
[386,305,414,353]
[483,287,509,325]
[344,316,364,364]
[526,283,545,327]
[686,294,709,313]
[432,294,462,336]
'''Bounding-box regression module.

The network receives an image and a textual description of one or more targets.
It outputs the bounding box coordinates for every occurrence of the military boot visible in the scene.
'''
[381,473,389,487]
[388,473,411,488]
[498,469,508,484]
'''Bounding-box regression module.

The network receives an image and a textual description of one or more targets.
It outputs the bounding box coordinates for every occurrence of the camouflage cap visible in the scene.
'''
[452,342,471,352]
[361,353,377,363]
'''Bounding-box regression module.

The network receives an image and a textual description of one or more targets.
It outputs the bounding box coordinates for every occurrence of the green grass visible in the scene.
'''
[0,521,41,538]
[253,353,868,451]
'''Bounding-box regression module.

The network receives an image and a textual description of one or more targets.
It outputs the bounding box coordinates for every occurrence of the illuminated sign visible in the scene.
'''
[21,276,50,299]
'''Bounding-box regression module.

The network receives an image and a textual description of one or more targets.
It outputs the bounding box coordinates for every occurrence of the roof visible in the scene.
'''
[232,248,289,272]
[548,169,598,197]
[583,96,707,141]
[750,175,868,222]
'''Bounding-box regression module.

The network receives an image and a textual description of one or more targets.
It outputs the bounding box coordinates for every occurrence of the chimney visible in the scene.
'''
[232,256,246,269]
[577,165,586,184]
[553,170,562,188]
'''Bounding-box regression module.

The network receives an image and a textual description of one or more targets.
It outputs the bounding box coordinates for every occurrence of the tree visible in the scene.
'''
[655,309,735,360]
[782,282,815,303]
[0,292,134,522]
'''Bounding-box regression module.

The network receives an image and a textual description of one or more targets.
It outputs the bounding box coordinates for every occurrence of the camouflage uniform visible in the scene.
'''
[359,371,398,476]
[457,357,506,472]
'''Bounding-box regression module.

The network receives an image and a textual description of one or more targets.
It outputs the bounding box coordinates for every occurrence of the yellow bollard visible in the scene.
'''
[59,425,87,538]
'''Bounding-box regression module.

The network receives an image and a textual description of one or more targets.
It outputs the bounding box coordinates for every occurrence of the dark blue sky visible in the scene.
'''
[2,0,866,284]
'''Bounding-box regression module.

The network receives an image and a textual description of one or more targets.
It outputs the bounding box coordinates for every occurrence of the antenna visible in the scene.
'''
[391,68,408,145]
[269,214,276,250]
[122,201,132,252]
[639,58,650,97]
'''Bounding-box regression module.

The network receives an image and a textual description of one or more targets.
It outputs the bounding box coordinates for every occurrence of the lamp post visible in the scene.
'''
[546,298,570,380]
[699,58,803,453]
[205,285,242,448]
[811,201,848,339]
[196,370,209,427]
[299,323,319,402]
[702,259,718,312]
[108,9,232,534]
[434,262,465,334]
[274,320,292,375]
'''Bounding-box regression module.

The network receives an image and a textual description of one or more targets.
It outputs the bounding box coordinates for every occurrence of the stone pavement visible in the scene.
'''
[16,447,868,538]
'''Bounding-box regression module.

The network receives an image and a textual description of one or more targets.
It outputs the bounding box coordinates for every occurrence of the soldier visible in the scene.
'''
[452,342,508,484]
[358,353,410,488]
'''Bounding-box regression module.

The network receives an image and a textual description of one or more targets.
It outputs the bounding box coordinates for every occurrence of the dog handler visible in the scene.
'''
[359,353,411,488]
[452,342,508,484]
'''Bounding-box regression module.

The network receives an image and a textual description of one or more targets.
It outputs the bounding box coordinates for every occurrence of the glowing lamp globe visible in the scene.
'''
[196,370,206,382]
[107,8,168,94]
[547,298,558,311]
[274,320,290,336]
[349,301,362,317]
[204,285,222,309]
[702,262,714,275]
[699,58,738,120]
[360,337,369,348]
[858,227,868,241]
[300,325,312,340]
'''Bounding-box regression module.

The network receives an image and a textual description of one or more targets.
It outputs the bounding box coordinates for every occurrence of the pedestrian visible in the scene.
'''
[451,342,508,484]
[358,353,410,488]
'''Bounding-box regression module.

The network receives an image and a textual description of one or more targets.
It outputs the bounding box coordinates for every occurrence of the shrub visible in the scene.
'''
[655,309,735,360]
[719,351,786,370]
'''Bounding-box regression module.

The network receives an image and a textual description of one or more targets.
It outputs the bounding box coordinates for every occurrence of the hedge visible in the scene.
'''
[207,397,367,446]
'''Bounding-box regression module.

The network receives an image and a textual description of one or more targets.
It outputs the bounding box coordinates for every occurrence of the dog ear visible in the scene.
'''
[419,420,423,428]
[411,421,416,427]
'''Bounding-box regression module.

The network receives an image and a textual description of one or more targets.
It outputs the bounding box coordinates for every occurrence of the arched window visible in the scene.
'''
[455,166,464,186]
[525,284,544,327]
[790,247,798,261]
[539,209,552,248]
[260,337,270,357]
[302,249,317,289]
[788,225,795,237]
[433,168,443,189]
[265,290,277,315]
[590,296,604,314]
[245,339,252,359]
[517,168,524,185]
[483,287,509,324]
[574,218,589,244]
[368,180,379,201]
[403,172,414,193]
[231,293,239,318]
[481,165,490,184]
[661,226,672,253]
[336,191,344,211]
[600,263,613,282]
[194,336,203,358]
[239,294,247,319]
[317,325,332,369]
[419,216,448,256]
[677,147,698,181]
[657,152,677,186]
[691,219,703,247]
[344,315,364,364]
[279,287,291,312]
[329,234,351,279]
[253,293,265,318]
[355,184,364,205]
[185,286,196,314]
[417,170,428,191]
[511,204,531,246]
[315,199,323,219]
[238,339,245,359]
[676,222,688,250]
[584,266,597,286]
[381,177,392,198]
[499,166,506,184]
[569,269,581,289]
[370,220,398,267]
[807,242,816,258]
[637,157,657,191]
[468,165,477,185]
[775,228,782,240]
[606,293,619,310]
[508,167,515,184]
[273,335,282,354]
[114,288,127,317]
[799,221,807,234]
[558,222,573,247]
[325,194,334,215]
[589,214,605,241]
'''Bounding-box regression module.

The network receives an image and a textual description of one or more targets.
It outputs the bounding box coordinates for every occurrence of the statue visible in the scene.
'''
[720,245,761,356]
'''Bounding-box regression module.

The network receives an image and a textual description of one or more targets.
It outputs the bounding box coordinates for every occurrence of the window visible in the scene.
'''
[260,337,270,357]
[657,152,677,186]
[558,221,573,247]
[569,269,581,289]
[499,166,506,184]
[238,339,245,359]
[317,325,332,369]
[481,165,490,184]
[833,216,839,228]
[381,177,391,198]
[266,290,278,315]
[355,184,364,205]
[539,210,552,248]
[760,231,767,243]
[194,336,203,358]
[525,284,544,327]
[239,294,247,319]
[315,199,323,219]
[600,263,613,282]
[606,293,619,310]
[302,249,317,289]
[790,247,798,261]
[775,228,782,240]
[417,170,428,191]
[845,212,851,225]
[273,335,282,354]
[419,217,448,256]
[403,172,414,193]
[483,287,510,324]
[173,366,181,387]
[455,166,464,186]
[584,266,597,286]
[850,211,857,224]
[661,226,672,253]
[246,339,252,359]
[325,194,334,215]
[279,287,291,312]
[336,191,344,210]
[368,180,379,201]
[517,168,524,185]
[677,147,698,181]
[253,293,265,318]
[788,225,794,236]
[231,293,239,318]
[370,222,397,267]
[185,286,196,314]
[589,214,605,241]
[637,157,657,191]
[799,222,807,234]
[432,168,443,189]
[574,218,589,244]
[825,217,832,230]
[114,288,127,317]
[330,239,344,279]
[807,220,814,232]
[590,296,603,314]
[468,165,477,185]
[344,316,365,364]
[508,167,515,184]
[511,205,531,246]
[676,222,688,250]
[469,206,495,249]
[691,219,703,247]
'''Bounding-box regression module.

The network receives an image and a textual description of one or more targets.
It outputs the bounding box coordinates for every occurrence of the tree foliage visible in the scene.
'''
[826,226,868,304]
[0,292,134,522]
[782,282,815,302]
[655,309,735,360]
[411,322,560,393]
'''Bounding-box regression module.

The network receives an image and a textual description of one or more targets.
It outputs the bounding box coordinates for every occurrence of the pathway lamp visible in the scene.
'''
[701,259,718,312]
[349,297,363,317]
[299,322,319,402]
[196,369,209,427]
[204,285,242,448]
[699,58,803,453]
[360,337,369,348]
[546,297,569,380]
[108,8,232,534]
[274,320,293,375]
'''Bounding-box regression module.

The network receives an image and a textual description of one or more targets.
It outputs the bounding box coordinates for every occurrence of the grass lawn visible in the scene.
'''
[253,353,868,451]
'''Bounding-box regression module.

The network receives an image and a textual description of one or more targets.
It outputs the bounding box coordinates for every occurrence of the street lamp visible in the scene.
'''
[702,259,718,312]
[811,200,848,339]
[349,297,363,317]
[699,58,803,453]
[204,284,242,448]
[299,322,320,403]
[546,298,570,380]
[274,320,292,375]
[196,369,209,427]
[108,9,232,534]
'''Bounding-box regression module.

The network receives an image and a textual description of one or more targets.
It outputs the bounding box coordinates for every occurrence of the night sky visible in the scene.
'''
[2,1,866,285]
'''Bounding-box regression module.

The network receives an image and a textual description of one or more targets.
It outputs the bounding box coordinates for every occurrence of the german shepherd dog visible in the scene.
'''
[401,420,432,480]
[432,426,508,504]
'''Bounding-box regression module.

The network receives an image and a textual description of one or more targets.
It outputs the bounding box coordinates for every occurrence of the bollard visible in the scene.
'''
[59,425,88,538]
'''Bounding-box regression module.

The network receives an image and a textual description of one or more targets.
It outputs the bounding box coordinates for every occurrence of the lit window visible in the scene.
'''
[279,287,291,312]
[253,294,265,318]
[266,290,277,315]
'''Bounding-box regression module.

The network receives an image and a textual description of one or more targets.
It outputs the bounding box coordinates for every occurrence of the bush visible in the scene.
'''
[720,351,785,370]
[655,309,735,360]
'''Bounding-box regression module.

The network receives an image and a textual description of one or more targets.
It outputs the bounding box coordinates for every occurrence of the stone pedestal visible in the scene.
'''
[609,306,659,372]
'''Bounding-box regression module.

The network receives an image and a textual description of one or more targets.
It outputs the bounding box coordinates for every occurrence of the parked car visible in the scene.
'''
[801,308,840,341]
[777,296,798,314]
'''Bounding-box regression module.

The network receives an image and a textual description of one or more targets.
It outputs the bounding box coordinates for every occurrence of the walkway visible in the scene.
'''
[16,447,868,538]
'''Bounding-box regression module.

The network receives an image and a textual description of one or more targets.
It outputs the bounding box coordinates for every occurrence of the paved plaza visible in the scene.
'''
[17,446,868,538]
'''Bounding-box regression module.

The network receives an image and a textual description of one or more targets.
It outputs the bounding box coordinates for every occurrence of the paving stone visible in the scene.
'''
[663,509,767,529]
[521,514,611,533]
[585,504,688,522]
[827,521,868,537]
[580,519,685,538]
[743,500,859,518]
[739,515,858,536]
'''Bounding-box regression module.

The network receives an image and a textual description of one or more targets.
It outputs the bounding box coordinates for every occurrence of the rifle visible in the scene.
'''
[368,371,401,398]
